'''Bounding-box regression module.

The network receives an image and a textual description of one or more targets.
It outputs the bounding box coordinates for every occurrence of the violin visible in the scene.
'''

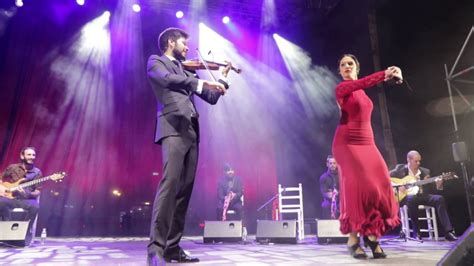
[181,59,242,74]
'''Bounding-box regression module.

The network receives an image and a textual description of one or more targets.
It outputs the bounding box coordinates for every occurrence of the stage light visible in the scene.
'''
[132,4,141,12]
[112,189,122,197]
[273,33,339,119]
[176,11,184,18]
[15,0,23,7]
[104,11,111,18]
[76,0,85,6]
[262,0,278,31]
[222,16,230,24]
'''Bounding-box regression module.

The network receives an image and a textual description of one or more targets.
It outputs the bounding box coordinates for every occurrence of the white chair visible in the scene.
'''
[278,183,304,240]
[400,204,439,240]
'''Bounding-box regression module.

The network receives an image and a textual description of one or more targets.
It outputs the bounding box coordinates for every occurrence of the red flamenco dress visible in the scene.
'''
[332,71,400,237]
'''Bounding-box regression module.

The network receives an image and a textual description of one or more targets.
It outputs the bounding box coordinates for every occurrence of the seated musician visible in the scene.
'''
[217,163,243,221]
[319,155,340,219]
[0,147,42,245]
[389,150,457,241]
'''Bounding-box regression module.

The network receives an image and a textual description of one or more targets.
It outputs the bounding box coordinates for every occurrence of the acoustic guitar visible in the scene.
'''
[0,172,66,199]
[391,172,457,202]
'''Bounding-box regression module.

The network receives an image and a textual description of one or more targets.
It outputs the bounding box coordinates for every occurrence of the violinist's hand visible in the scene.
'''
[221,61,232,78]
[203,80,226,95]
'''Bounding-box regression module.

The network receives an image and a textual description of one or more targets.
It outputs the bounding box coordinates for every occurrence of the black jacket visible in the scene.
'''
[147,55,222,144]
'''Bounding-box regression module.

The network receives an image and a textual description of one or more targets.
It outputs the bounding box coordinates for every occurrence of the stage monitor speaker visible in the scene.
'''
[203,221,242,243]
[437,224,474,266]
[316,219,348,244]
[0,221,30,247]
[256,220,297,244]
[452,141,469,162]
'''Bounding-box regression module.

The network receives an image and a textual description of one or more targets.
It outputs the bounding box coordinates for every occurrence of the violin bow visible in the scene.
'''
[196,48,218,82]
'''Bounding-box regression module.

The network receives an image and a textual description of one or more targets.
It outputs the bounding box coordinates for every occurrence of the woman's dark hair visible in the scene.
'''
[338,54,360,74]
[158,27,189,53]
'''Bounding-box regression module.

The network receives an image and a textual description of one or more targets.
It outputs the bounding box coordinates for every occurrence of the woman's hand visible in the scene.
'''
[384,66,403,84]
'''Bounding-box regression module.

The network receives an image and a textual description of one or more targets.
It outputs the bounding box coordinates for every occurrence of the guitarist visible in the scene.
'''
[217,163,243,221]
[389,150,457,241]
[319,155,340,219]
[0,147,42,245]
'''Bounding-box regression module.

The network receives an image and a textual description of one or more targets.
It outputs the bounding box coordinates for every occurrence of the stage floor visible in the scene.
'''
[0,235,454,265]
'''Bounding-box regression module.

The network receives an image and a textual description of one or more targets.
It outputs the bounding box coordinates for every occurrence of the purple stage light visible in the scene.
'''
[222,16,230,24]
[176,11,184,19]
[76,0,85,6]
[15,0,23,7]
[132,4,141,12]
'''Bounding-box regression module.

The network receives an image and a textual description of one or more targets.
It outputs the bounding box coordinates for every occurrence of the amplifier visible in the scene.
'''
[0,221,30,246]
[316,219,348,244]
[203,221,242,243]
[256,220,297,244]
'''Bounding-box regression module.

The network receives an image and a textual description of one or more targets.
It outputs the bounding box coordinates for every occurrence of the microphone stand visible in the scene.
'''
[257,188,285,220]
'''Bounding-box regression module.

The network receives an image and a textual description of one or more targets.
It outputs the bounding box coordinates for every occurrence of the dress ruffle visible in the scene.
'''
[339,209,400,238]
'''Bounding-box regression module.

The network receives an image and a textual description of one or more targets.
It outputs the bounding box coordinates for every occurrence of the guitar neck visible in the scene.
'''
[13,175,53,191]
[415,175,443,186]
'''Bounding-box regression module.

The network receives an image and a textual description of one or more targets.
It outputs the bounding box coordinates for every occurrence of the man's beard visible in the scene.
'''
[22,159,34,166]
[173,48,185,61]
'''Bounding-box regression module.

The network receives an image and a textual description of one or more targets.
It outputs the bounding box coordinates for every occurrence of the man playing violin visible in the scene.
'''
[146,27,233,265]
[389,150,457,241]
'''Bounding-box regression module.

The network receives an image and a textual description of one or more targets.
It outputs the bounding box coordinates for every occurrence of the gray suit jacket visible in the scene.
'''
[147,54,222,144]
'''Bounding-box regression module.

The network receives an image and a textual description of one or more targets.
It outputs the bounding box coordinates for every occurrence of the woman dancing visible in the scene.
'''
[332,54,401,259]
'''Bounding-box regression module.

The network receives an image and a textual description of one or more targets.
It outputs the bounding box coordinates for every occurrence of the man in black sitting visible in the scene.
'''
[0,147,42,246]
[389,150,457,241]
[319,155,340,219]
[217,163,243,221]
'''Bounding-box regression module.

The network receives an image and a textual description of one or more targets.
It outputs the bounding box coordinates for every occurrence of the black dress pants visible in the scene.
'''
[148,135,198,257]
